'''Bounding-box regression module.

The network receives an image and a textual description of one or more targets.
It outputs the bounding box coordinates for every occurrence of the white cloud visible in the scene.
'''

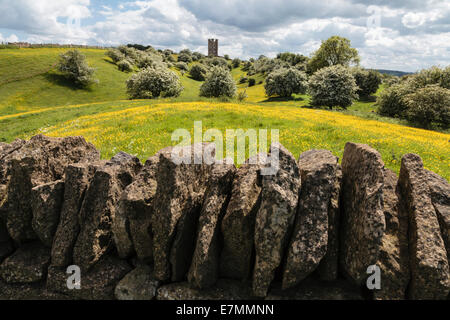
[0,0,92,42]
[402,10,443,28]
[0,33,19,43]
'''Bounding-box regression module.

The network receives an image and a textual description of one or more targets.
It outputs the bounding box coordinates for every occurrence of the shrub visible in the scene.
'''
[308,65,358,109]
[136,55,153,68]
[383,75,400,87]
[163,49,173,57]
[106,48,125,63]
[204,57,228,69]
[178,52,192,63]
[136,52,164,69]
[127,44,151,51]
[441,66,450,89]
[175,62,189,72]
[277,52,309,66]
[189,64,208,81]
[404,85,450,129]
[232,58,241,69]
[166,55,176,63]
[57,50,97,87]
[126,66,183,99]
[192,52,204,61]
[376,82,413,118]
[179,49,192,55]
[251,57,288,75]
[239,76,248,84]
[410,66,450,90]
[117,59,133,72]
[200,66,237,98]
[242,61,252,72]
[411,66,443,89]
[352,68,382,98]
[248,78,256,87]
[237,90,248,102]
[118,45,139,63]
[264,68,308,98]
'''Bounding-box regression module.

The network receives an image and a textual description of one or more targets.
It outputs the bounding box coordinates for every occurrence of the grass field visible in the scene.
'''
[0,48,449,180]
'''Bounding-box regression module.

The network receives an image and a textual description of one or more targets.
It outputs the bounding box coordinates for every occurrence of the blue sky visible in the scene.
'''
[0,0,449,72]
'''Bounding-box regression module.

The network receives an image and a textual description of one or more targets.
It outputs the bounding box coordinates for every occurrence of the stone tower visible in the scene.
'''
[208,39,218,57]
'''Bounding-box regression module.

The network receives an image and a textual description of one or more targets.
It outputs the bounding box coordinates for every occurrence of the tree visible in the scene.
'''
[232,58,241,69]
[200,66,237,98]
[58,50,97,87]
[264,68,308,98]
[277,52,309,66]
[178,52,192,63]
[192,52,204,61]
[405,85,450,129]
[204,57,229,69]
[175,62,189,72]
[308,65,358,109]
[376,82,413,118]
[106,48,125,63]
[117,59,133,72]
[410,66,450,90]
[117,45,140,63]
[352,68,382,98]
[377,65,450,119]
[441,65,450,89]
[126,66,183,99]
[308,36,360,74]
[189,63,208,81]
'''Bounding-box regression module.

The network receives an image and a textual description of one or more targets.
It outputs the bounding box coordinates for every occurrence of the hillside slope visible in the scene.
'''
[0,100,447,180]
[0,48,448,180]
[0,48,134,116]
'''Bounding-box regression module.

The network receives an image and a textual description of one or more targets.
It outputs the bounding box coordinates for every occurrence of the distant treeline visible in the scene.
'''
[372,69,414,77]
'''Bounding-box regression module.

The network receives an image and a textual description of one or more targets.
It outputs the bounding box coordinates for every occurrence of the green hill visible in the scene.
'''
[0,48,448,180]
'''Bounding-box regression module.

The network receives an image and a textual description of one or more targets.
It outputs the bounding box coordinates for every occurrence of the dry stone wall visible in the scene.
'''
[0,135,449,300]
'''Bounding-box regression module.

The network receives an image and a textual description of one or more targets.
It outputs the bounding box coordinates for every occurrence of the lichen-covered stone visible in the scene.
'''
[0,280,71,300]
[51,163,98,267]
[47,255,131,300]
[0,138,26,186]
[283,150,339,289]
[3,135,99,243]
[188,161,236,289]
[156,279,253,300]
[267,279,363,300]
[0,240,14,264]
[253,143,301,297]
[73,152,141,271]
[0,242,50,283]
[115,264,160,300]
[424,170,450,262]
[152,144,215,281]
[340,142,385,285]
[398,154,449,299]
[0,139,26,227]
[31,180,65,247]
[113,154,160,261]
[317,162,342,281]
[220,153,266,280]
[374,169,410,300]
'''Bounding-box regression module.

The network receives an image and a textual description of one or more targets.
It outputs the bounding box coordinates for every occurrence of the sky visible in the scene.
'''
[0,0,449,72]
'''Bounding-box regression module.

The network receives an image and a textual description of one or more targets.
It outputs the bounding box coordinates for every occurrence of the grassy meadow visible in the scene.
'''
[0,48,448,180]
